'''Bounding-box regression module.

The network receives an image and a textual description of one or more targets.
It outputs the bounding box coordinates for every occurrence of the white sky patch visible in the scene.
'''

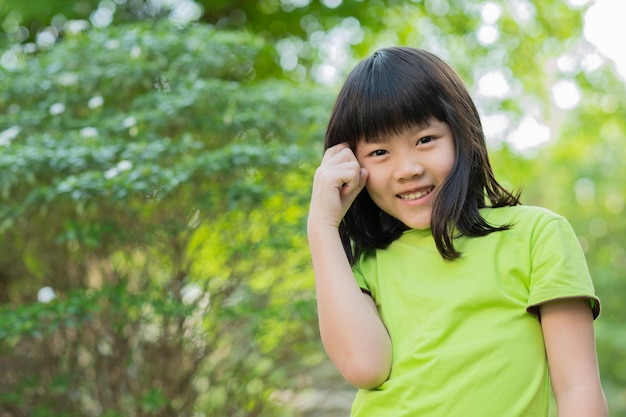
[311,17,362,84]
[313,63,338,85]
[321,0,342,9]
[477,24,499,45]
[567,0,591,8]
[510,0,535,24]
[482,113,509,145]
[557,54,579,74]
[481,2,503,23]
[507,116,551,152]
[277,38,301,71]
[478,71,510,98]
[584,0,626,81]
[477,2,501,45]
[552,80,581,109]
[581,52,604,72]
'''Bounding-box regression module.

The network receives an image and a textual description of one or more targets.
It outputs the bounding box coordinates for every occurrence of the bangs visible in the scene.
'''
[352,68,445,143]
[327,47,448,147]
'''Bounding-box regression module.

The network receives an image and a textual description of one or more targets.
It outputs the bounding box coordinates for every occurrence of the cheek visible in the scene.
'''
[363,170,384,192]
[364,179,390,209]
[438,150,456,180]
[442,160,455,180]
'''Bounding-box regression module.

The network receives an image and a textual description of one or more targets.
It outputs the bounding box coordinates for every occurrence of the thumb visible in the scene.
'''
[341,167,368,204]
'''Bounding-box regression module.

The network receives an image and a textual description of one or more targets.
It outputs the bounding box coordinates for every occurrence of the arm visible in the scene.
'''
[308,143,392,389]
[540,298,607,417]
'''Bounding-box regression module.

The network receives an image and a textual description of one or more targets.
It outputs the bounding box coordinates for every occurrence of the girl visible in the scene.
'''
[307,47,607,416]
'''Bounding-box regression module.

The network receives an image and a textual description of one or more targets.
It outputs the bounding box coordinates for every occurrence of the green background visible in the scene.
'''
[1,0,624,415]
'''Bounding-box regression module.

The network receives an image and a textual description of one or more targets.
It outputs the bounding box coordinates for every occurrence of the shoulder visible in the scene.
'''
[480,206,581,248]
[482,205,566,227]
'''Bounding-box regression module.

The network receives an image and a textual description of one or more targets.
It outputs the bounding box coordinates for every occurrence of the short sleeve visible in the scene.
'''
[526,216,600,319]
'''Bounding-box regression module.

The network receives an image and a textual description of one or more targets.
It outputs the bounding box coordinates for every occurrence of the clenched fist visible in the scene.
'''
[308,143,368,230]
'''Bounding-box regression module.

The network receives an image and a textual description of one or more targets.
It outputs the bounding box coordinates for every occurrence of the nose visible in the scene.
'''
[393,153,424,181]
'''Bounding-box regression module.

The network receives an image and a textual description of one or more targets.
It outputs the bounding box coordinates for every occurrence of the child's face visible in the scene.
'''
[356,118,455,230]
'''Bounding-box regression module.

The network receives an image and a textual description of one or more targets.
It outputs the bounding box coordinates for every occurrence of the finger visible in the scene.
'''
[339,167,367,196]
[323,149,359,173]
[321,143,353,164]
[317,161,360,188]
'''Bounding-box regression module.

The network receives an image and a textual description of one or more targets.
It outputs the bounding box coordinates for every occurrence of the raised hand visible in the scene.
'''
[307,143,392,389]
[308,143,368,229]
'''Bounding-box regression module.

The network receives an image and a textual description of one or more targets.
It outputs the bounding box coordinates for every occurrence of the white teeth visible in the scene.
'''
[399,188,432,200]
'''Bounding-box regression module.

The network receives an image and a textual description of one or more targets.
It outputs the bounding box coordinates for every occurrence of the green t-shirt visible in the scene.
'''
[351,206,599,417]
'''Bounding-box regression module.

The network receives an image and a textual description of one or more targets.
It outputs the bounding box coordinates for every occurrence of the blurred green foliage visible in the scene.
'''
[0,16,330,417]
[1,0,625,416]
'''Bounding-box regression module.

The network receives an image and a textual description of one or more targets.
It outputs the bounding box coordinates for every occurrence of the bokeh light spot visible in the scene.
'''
[552,80,580,109]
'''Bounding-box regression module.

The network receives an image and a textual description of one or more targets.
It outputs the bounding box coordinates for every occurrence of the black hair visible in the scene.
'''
[325,47,520,264]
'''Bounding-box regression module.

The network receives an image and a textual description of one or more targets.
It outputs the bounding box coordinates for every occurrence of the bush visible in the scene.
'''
[0,19,331,416]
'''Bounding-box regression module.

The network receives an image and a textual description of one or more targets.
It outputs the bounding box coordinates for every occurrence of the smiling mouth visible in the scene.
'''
[397,186,434,201]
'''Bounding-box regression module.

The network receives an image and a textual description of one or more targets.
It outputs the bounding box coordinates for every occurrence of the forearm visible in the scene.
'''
[308,224,392,389]
[555,385,607,417]
[541,298,608,417]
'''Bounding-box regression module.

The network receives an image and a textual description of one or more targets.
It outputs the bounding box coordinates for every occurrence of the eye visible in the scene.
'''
[417,136,435,145]
[370,149,388,157]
